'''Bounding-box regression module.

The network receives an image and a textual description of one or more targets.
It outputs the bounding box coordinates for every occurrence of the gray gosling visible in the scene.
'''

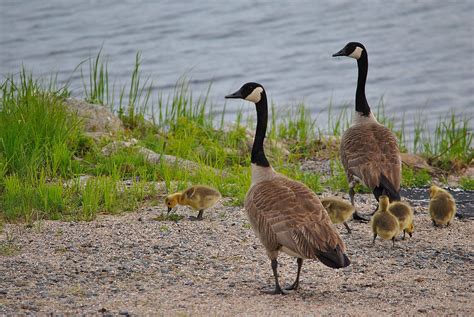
[371,195,400,247]
[320,197,355,233]
[429,185,456,227]
[165,185,221,221]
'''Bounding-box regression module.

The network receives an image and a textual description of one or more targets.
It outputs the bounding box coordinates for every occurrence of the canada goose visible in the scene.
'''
[371,195,400,247]
[388,201,414,239]
[429,185,456,227]
[320,197,355,233]
[164,185,221,221]
[226,82,350,295]
[332,42,401,221]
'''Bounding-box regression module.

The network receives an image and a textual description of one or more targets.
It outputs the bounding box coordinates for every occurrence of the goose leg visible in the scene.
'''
[285,258,303,291]
[369,204,379,216]
[343,222,352,234]
[349,183,370,223]
[263,259,288,295]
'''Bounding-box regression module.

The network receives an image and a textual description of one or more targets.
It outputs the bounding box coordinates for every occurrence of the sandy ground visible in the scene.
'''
[1,193,473,316]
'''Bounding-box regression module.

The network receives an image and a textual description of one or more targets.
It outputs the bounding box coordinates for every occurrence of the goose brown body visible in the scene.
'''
[245,175,348,262]
[341,122,401,196]
[429,185,456,227]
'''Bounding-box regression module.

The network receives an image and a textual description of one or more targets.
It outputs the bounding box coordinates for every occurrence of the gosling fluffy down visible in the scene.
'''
[320,197,355,233]
[429,185,456,227]
[165,185,221,220]
[371,195,400,247]
[388,201,414,239]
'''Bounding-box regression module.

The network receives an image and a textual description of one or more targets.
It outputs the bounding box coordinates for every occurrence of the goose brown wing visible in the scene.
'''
[340,122,401,191]
[244,176,347,262]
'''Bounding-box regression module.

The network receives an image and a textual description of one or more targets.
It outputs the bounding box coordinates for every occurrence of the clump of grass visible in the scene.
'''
[414,113,473,168]
[0,70,82,180]
[154,213,184,222]
[401,166,432,188]
[460,177,474,191]
[82,48,113,107]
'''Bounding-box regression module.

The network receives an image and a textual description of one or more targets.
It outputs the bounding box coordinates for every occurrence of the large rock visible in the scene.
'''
[64,98,123,134]
[400,153,433,172]
[101,140,224,175]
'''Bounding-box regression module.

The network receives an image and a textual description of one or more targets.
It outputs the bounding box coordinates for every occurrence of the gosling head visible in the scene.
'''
[378,195,390,212]
[164,193,181,214]
[225,82,265,104]
[332,42,366,60]
[429,185,441,199]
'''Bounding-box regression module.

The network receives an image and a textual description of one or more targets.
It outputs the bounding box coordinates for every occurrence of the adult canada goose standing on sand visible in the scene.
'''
[226,82,350,295]
[332,42,401,221]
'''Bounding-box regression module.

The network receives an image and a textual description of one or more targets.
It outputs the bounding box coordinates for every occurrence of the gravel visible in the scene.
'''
[1,194,473,315]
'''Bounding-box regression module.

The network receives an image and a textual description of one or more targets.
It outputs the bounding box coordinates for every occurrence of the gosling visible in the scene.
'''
[388,201,414,240]
[320,197,355,233]
[371,195,400,247]
[165,185,221,221]
[429,185,456,227]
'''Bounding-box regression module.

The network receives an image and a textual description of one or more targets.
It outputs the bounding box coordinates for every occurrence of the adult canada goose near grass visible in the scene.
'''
[332,42,402,221]
[225,82,350,295]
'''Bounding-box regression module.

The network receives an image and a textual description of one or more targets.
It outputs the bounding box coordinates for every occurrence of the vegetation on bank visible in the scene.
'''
[0,52,472,222]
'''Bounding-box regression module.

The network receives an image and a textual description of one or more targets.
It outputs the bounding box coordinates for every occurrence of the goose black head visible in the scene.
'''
[332,42,366,60]
[225,82,265,104]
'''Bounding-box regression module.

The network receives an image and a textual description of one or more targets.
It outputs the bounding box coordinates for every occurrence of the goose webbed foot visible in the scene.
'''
[262,286,290,295]
[353,211,370,223]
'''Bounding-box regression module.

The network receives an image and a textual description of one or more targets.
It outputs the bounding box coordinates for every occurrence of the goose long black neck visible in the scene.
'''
[356,52,371,116]
[252,92,270,167]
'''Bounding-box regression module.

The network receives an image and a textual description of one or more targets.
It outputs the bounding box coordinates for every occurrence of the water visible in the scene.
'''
[1,0,473,137]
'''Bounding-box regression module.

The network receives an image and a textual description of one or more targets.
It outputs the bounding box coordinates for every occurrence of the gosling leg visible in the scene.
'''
[372,234,377,244]
[285,258,303,291]
[189,210,204,221]
[343,222,352,234]
[392,237,396,248]
[402,230,406,240]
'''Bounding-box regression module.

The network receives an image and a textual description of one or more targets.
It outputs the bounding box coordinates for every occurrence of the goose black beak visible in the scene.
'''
[167,207,172,214]
[332,48,347,57]
[225,90,243,99]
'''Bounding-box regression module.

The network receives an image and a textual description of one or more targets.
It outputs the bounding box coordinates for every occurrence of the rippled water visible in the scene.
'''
[1,0,473,137]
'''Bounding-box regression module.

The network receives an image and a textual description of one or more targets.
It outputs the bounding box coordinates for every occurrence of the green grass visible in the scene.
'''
[460,177,474,191]
[401,166,432,188]
[1,51,472,223]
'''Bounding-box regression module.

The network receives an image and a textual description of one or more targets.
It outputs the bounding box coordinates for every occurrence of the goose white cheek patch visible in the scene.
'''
[245,87,263,103]
[349,46,364,59]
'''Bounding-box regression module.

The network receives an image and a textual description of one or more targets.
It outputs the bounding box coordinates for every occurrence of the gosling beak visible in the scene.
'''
[167,207,172,214]
[332,48,347,57]
[225,89,243,99]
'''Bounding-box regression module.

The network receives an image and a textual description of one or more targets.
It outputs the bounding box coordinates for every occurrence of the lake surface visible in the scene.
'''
[1,0,473,138]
